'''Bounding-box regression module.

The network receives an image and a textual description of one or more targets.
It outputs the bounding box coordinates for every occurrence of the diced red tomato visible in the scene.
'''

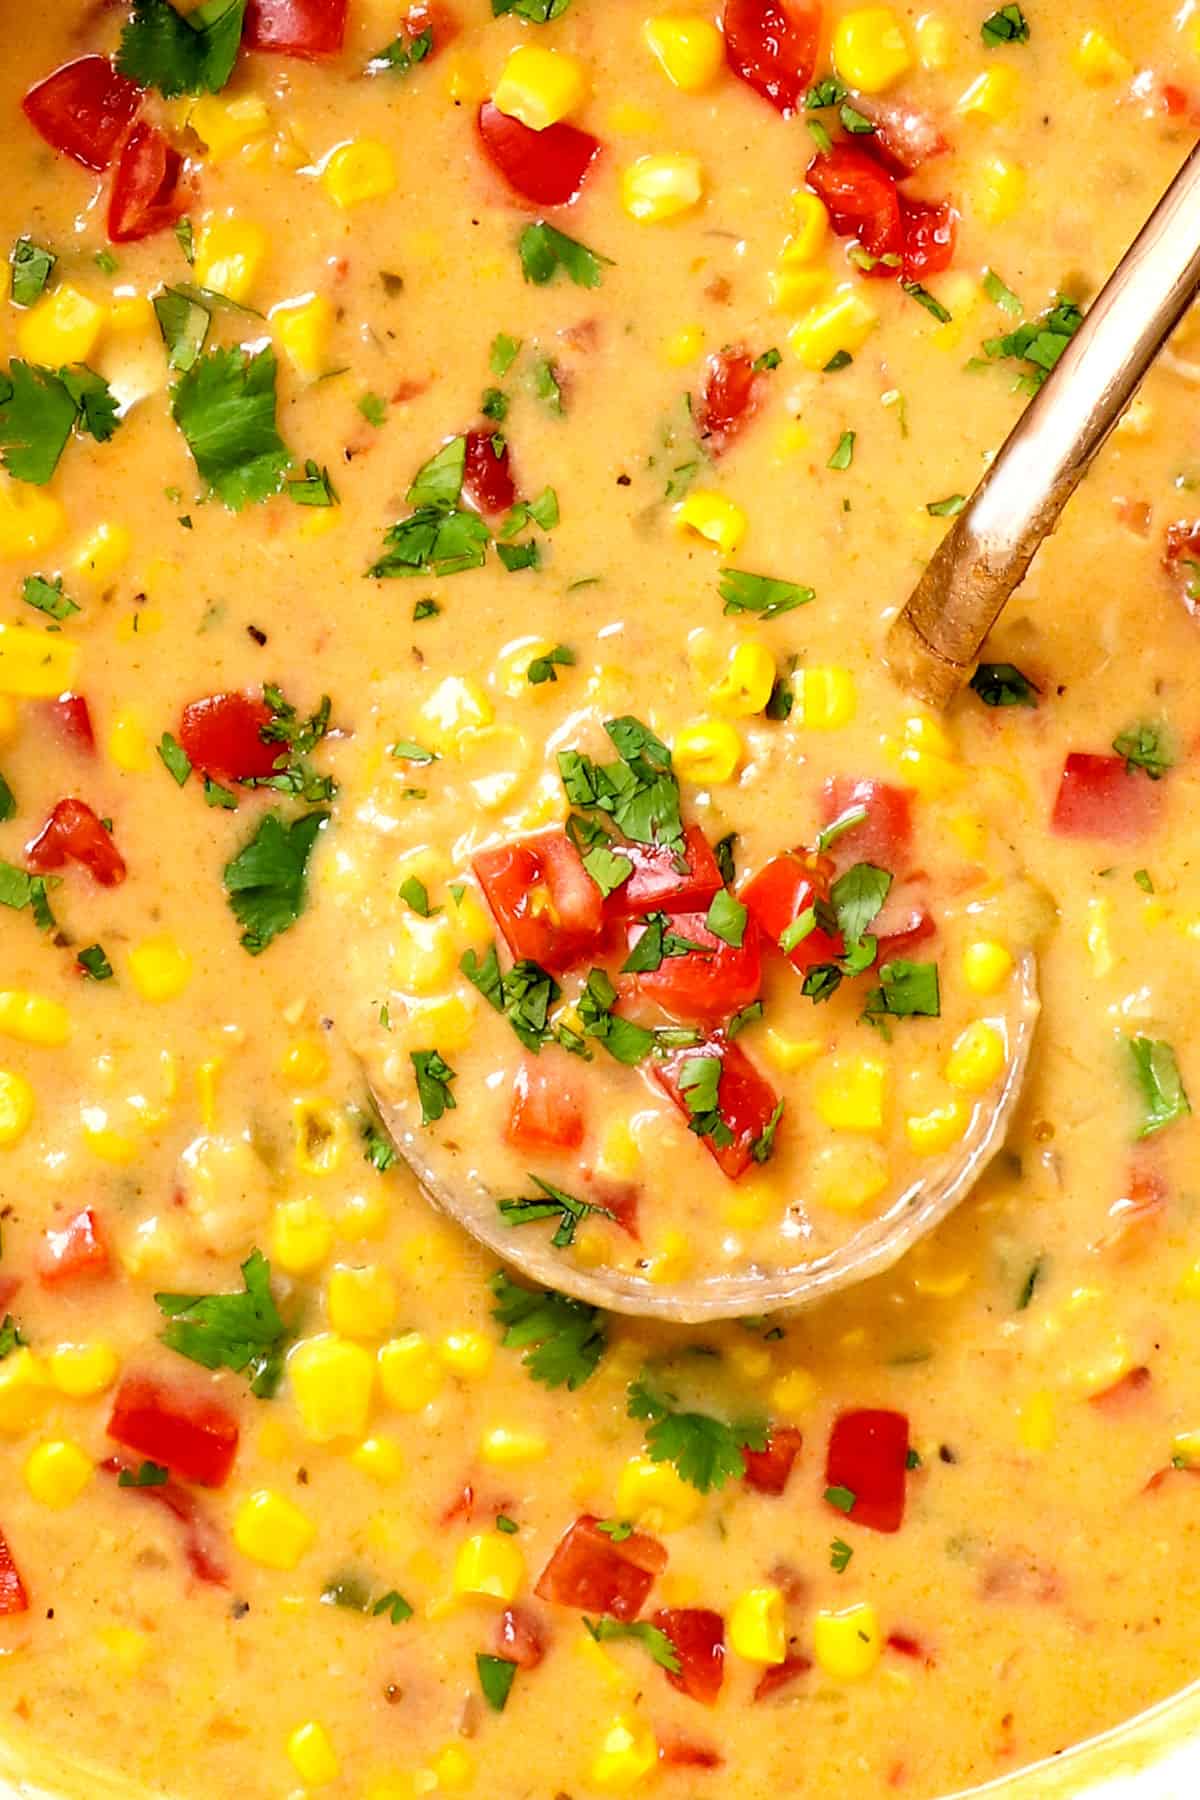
[740,852,842,974]
[107,1373,240,1490]
[101,1457,228,1585]
[0,1527,28,1616]
[22,56,142,172]
[473,831,604,973]
[807,144,903,270]
[107,121,192,244]
[742,1425,802,1496]
[723,0,820,115]
[1089,1365,1152,1414]
[695,348,764,457]
[535,1514,666,1620]
[462,427,517,516]
[178,691,278,783]
[506,1054,585,1152]
[901,197,957,280]
[604,824,723,920]
[41,692,95,754]
[754,1653,811,1700]
[628,911,762,1025]
[845,94,948,174]
[476,101,602,207]
[1051,753,1163,843]
[26,799,126,887]
[652,1608,725,1705]
[658,1738,724,1769]
[1163,519,1200,615]
[821,776,915,874]
[825,1409,910,1533]
[243,0,348,55]
[37,1208,110,1288]
[493,1605,547,1669]
[654,1038,782,1180]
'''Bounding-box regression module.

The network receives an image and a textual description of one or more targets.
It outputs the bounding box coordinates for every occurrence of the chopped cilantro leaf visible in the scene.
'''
[367,23,434,74]
[0,361,85,484]
[824,1483,857,1514]
[705,888,747,947]
[529,354,563,415]
[576,968,656,1065]
[903,280,952,322]
[982,3,1029,44]
[390,737,438,766]
[369,507,490,579]
[360,1109,397,1172]
[223,809,327,954]
[398,876,438,917]
[492,0,571,17]
[558,716,683,851]
[518,221,611,290]
[970,662,1039,708]
[9,239,55,309]
[831,1537,853,1572]
[1016,1256,1043,1310]
[491,1269,607,1390]
[815,805,867,853]
[1134,868,1154,894]
[828,428,855,470]
[627,1374,767,1493]
[527,644,575,684]
[117,0,247,97]
[595,1518,634,1542]
[490,332,522,377]
[372,1589,413,1624]
[481,385,508,422]
[831,861,891,948]
[719,568,814,619]
[498,1175,613,1248]
[157,731,192,786]
[153,286,211,372]
[155,1249,287,1396]
[0,1315,26,1360]
[77,944,114,981]
[1112,721,1173,781]
[678,1052,734,1150]
[978,296,1083,393]
[461,944,564,1053]
[407,436,466,509]
[726,999,763,1041]
[118,1460,170,1487]
[497,539,540,572]
[21,573,78,620]
[1127,1035,1191,1139]
[60,365,119,443]
[926,493,966,517]
[413,598,440,620]
[172,346,291,509]
[477,1653,517,1712]
[411,1049,457,1125]
[288,459,338,507]
[582,841,634,898]
[358,391,387,427]
[584,1617,680,1672]
[714,833,737,885]
[174,217,195,264]
[864,959,941,1020]
[982,267,1022,315]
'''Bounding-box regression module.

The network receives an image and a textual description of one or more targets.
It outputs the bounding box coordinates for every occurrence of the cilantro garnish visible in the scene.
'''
[157,731,192,786]
[832,861,891,949]
[223,809,328,954]
[718,568,814,619]
[172,345,292,509]
[174,217,195,264]
[461,943,567,1053]
[153,286,211,372]
[580,840,634,899]
[490,332,522,377]
[0,360,119,485]
[678,1052,734,1149]
[0,773,14,823]
[982,3,1029,44]
[359,1107,397,1172]
[714,834,737,885]
[926,493,965,517]
[9,239,55,309]
[529,354,564,415]
[527,644,575,685]
[389,738,438,765]
[830,1538,853,1573]
[372,1589,414,1624]
[584,1617,680,1673]
[752,347,782,371]
[118,1460,170,1488]
[595,1518,634,1542]
[975,296,1083,394]
[558,716,683,850]
[518,221,611,290]
[369,437,491,578]
[726,1000,763,1041]
[252,685,335,802]
[492,0,571,18]
[155,1249,287,1396]
[982,268,1022,315]
[117,0,246,97]
[705,888,747,947]
[0,1315,25,1361]
[863,959,940,1021]
[0,860,57,933]
[815,806,867,853]
[751,1099,785,1164]
[408,437,466,508]
[1134,868,1154,894]
[824,1483,857,1514]
[491,1269,608,1390]
[288,459,338,508]
[77,943,114,981]
[367,23,434,75]
[970,662,1039,708]
[498,1176,614,1248]
[1127,1036,1191,1139]
[1016,1256,1043,1311]
[621,913,711,973]
[399,876,438,917]
[358,391,387,427]
[22,573,78,620]
[627,1373,768,1493]
[576,968,656,1065]
[903,280,952,323]
[411,1049,457,1124]
[1112,721,1173,781]
[828,428,855,470]
[477,1653,518,1713]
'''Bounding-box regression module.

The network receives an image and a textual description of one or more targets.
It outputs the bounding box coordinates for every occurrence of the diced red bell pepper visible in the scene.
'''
[901,197,957,280]
[605,825,723,920]
[243,0,348,56]
[474,831,604,973]
[107,121,192,244]
[107,1373,240,1490]
[462,427,516,517]
[506,1054,585,1151]
[0,1527,28,1615]
[822,776,915,873]
[41,693,95,754]
[476,101,602,207]
[825,1409,910,1533]
[807,143,903,270]
[37,1208,111,1288]
[652,1607,725,1705]
[22,56,142,172]
[628,911,762,1025]
[26,799,127,887]
[493,1604,547,1668]
[695,348,764,457]
[659,1739,724,1770]
[742,1425,802,1496]
[654,1038,781,1180]
[1051,753,1163,843]
[740,852,842,974]
[178,691,278,783]
[844,94,948,174]
[754,1652,811,1700]
[535,1514,666,1620]
[101,1457,228,1585]
[723,0,820,115]
[1089,1365,1152,1414]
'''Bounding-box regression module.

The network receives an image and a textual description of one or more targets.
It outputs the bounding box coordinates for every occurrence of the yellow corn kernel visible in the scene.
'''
[1085,897,1113,978]
[192,1057,220,1131]
[915,12,952,70]
[105,290,154,337]
[24,1438,93,1509]
[289,1334,375,1443]
[49,1342,118,1399]
[494,46,589,130]
[73,521,132,583]
[591,1715,658,1792]
[432,1745,474,1790]
[616,1454,703,1532]
[645,1227,693,1284]
[729,1587,787,1664]
[721,1176,775,1229]
[833,7,912,91]
[885,713,962,797]
[674,490,746,553]
[339,1188,390,1244]
[643,15,725,91]
[107,707,151,773]
[768,265,832,315]
[190,92,270,161]
[439,1330,494,1377]
[730,1341,773,1383]
[622,153,705,223]
[17,284,105,365]
[957,66,1021,122]
[0,1070,35,1147]
[771,1366,819,1414]
[322,138,397,208]
[1171,1429,1200,1468]
[378,1332,443,1412]
[672,717,743,785]
[1073,28,1132,85]
[1116,397,1154,439]
[963,939,1013,995]
[815,1055,887,1134]
[973,154,1026,226]
[786,190,830,260]
[407,992,477,1057]
[327,1264,398,1340]
[790,287,879,368]
[0,991,70,1049]
[270,293,334,382]
[128,935,193,1003]
[709,641,776,717]
[813,1603,882,1679]
[194,218,268,304]
[905,1098,968,1153]
[419,674,493,754]
[0,622,78,698]
[279,1036,330,1088]
[0,1347,51,1434]
[481,1426,550,1466]
[799,667,857,729]
[907,1234,971,1298]
[234,1490,316,1570]
[453,1532,525,1602]
[661,323,704,366]
[96,1625,152,1672]
[391,910,459,995]
[945,1020,1006,1092]
[0,483,66,560]
[813,1141,890,1213]
[593,1118,640,1184]
[1178,1259,1200,1301]
[1018,1389,1056,1453]
[287,1721,339,1788]
[351,1434,405,1484]
[763,1029,822,1073]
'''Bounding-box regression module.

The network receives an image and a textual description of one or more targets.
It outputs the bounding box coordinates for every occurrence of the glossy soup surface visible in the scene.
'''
[1,0,1199,1796]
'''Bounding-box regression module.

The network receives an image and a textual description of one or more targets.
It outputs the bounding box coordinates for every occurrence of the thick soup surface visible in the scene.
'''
[0,1,1199,1797]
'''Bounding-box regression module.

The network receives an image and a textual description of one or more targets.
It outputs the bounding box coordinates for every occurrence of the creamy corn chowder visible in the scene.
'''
[0,1,1199,1798]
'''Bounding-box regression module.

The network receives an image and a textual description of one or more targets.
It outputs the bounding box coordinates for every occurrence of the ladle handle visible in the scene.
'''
[886,137,1200,708]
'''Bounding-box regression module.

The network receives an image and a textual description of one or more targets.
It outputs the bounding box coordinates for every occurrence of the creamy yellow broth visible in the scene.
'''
[1,2,1200,1798]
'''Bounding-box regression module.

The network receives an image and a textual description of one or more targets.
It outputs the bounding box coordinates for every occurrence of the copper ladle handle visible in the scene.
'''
[887,136,1200,709]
